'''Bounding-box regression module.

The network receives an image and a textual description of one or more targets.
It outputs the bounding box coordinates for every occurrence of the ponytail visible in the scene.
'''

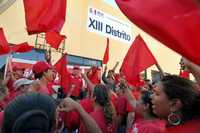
[93,85,114,125]
[103,101,113,124]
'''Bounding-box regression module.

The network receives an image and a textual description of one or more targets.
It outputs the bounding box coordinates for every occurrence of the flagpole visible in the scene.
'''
[4,53,12,80]
[155,63,164,78]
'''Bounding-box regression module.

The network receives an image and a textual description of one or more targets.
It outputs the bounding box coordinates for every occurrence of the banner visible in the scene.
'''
[87,6,133,44]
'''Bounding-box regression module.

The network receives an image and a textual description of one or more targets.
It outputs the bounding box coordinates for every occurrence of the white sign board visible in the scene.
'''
[87,7,133,44]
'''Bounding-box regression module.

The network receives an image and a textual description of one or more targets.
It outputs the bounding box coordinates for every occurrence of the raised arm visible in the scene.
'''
[120,80,137,108]
[182,57,200,84]
[58,98,102,133]
[112,61,120,72]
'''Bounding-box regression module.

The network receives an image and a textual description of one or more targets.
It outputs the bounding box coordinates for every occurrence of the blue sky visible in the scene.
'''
[103,0,118,8]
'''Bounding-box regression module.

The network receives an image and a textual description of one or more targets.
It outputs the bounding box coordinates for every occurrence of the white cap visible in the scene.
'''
[13,78,33,90]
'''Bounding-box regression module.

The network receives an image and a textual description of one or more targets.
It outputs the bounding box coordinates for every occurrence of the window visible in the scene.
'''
[0,50,102,69]
[12,49,45,61]
[68,55,102,67]
[0,49,45,69]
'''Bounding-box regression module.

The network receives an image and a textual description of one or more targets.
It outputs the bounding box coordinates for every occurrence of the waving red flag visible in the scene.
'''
[120,35,157,85]
[0,28,10,55]
[11,42,33,53]
[54,54,71,93]
[23,0,66,35]
[45,32,66,49]
[87,66,101,85]
[116,0,200,66]
[103,38,109,64]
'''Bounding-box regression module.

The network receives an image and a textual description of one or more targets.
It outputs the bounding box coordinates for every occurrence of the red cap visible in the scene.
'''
[32,61,51,74]
[73,65,80,70]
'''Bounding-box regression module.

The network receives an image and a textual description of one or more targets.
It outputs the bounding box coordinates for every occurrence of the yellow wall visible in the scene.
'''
[0,0,181,79]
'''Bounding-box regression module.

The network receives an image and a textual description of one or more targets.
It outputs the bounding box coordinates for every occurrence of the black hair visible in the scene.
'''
[93,84,113,125]
[141,90,156,117]
[161,75,200,122]
[2,93,56,133]
[33,69,49,79]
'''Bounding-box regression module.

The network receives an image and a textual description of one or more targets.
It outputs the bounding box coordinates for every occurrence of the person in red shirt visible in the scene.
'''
[79,84,116,133]
[120,79,165,133]
[151,75,200,133]
[2,66,24,95]
[7,78,34,102]
[115,83,128,133]
[32,61,55,95]
[68,65,83,100]
[63,98,94,132]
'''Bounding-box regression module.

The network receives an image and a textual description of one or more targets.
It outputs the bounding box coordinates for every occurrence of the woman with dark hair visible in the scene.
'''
[122,79,165,133]
[151,75,200,133]
[79,84,116,133]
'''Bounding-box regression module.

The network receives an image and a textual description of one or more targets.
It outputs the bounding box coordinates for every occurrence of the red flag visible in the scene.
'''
[23,0,66,35]
[45,32,66,49]
[54,54,71,93]
[0,28,10,55]
[11,42,33,53]
[120,35,157,85]
[103,38,109,64]
[116,0,200,66]
[87,66,101,85]
[179,70,190,79]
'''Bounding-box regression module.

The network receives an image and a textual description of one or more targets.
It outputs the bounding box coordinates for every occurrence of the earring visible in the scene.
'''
[168,112,182,126]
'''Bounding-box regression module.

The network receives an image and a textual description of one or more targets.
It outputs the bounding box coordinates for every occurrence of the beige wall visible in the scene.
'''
[0,0,181,79]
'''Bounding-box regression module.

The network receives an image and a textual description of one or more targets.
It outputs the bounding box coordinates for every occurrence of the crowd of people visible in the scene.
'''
[0,57,199,133]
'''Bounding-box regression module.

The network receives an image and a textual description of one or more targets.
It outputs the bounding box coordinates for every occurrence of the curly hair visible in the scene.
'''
[161,75,200,122]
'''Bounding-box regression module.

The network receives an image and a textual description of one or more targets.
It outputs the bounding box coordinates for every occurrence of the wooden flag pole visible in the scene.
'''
[155,63,165,78]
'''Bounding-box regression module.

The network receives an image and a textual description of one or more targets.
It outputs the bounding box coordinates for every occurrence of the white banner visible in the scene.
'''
[87,7,133,44]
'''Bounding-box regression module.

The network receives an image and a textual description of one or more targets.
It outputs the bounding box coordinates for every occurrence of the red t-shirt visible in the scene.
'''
[80,98,94,113]
[110,92,117,109]
[70,75,83,97]
[79,108,115,133]
[116,95,127,116]
[129,119,165,133]
[164,119,200,133]
[64,110,80,130]
[126,90,141,112]
[63,98,94,131]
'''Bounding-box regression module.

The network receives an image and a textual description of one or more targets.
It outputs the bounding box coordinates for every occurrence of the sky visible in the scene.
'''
[103,0,118,8]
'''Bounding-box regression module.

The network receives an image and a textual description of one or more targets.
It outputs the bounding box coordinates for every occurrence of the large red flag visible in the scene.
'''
[23,0,66,35]
[54,54,71,93]
[0,28,10,55]
[11,42,33,53]
[103,38,109,64]
[45,32,66,50]
[116,0,200,66]
[120,35,157,85]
